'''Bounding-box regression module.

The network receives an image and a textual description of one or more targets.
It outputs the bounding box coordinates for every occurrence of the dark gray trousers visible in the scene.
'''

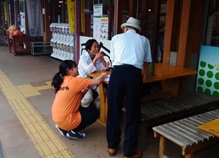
[106,65,142,157]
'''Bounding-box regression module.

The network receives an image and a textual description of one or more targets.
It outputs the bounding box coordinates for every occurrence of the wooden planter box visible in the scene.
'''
[7,33,31,55]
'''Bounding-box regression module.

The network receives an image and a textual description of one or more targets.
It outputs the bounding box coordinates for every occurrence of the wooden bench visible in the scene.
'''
[140,92,219,126]
[153,109,219,158]
[137,92,219,150]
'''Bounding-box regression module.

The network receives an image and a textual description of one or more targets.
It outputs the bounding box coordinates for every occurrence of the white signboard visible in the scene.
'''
[93,4,103,17]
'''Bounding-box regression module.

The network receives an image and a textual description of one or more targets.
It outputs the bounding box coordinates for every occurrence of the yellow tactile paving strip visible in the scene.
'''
[35,85,53,91]
[17,84,41,97]
[0,70,75,158]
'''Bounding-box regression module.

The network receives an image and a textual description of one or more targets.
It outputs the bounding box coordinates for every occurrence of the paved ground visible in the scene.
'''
[0,46,218,158]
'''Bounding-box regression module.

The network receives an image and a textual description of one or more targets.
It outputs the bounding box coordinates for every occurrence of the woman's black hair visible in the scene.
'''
[51,60,77,93]
[85,39,98,51]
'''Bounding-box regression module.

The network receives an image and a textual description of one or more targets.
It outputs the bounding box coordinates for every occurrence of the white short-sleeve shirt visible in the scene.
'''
[110,30,152,70]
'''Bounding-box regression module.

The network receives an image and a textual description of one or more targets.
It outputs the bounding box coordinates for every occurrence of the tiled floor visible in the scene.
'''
[0,46,218,158]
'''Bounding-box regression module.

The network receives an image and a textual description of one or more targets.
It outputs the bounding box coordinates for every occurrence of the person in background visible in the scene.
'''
[51,60,107,139]
[106,17,152,158]
[78,39,107,109]
[157,23,165,62]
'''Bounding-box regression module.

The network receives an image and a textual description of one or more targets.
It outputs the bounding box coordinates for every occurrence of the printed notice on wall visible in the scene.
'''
[93,17,109,40]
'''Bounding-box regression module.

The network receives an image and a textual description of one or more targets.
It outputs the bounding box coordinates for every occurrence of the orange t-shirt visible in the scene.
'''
[52,75,91,130]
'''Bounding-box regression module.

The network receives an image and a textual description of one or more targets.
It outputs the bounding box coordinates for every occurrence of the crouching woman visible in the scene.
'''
[51,60,107,139]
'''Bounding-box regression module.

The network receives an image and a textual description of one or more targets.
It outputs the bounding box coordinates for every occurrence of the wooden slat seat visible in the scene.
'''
[140,92,219,126]
[137,92,219,150]
[153,109,219,158]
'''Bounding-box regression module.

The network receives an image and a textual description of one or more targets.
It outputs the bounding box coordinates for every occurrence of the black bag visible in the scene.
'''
[92,89,98,100]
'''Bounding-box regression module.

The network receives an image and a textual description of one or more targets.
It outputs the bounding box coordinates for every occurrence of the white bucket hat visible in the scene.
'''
[121,17,141,32]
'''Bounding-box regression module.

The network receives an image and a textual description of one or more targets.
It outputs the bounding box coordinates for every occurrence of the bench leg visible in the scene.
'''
[159,136,166,158]
[158,136,193,158]
[185,154,193,158]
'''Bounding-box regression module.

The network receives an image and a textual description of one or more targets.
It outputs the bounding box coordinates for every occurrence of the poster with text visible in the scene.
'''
[93,17,109,40]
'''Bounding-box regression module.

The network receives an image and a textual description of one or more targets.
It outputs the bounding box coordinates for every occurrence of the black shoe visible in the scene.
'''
[66,130,86,140]
[55,124,67,136]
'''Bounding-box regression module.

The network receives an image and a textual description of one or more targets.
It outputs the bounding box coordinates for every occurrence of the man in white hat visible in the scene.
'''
[106,17,152,158]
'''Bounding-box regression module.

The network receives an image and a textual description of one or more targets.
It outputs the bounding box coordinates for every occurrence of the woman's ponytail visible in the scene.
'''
[51,72,63,93]
[51,60,77,93]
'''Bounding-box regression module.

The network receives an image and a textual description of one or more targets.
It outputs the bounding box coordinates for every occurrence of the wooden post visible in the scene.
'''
[42,0,50,42]
[162,0,175,64]
[176,0,192,67]
[129,0,137,18]
[113,0,119,35]
[75,0,81,62]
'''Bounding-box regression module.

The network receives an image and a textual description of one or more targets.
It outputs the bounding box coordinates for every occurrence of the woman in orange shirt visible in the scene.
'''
[51,60,107,139]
